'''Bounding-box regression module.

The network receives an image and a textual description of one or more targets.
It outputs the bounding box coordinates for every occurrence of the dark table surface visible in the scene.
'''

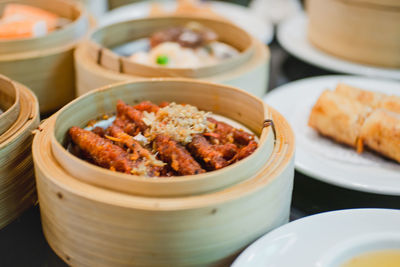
[1,35,399,267]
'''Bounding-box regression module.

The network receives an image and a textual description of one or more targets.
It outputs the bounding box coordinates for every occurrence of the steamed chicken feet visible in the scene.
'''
[69,127,133,173]
[205,117,255,145]
[117,100,148,132]
[133,101,160,113]
[107,124,165,176]
[188,134,228,170]
[154,134,205,175]
[112,116,138,137]
[69,100,258,177]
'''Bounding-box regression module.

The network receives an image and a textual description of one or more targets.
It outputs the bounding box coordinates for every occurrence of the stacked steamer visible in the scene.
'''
[77,0,108,18]
[108,0,140,10]
[33,79,295,266]
[75,16,269,97]
[0,0,90,114]
[306,0,400,68]
[0,75,39,228]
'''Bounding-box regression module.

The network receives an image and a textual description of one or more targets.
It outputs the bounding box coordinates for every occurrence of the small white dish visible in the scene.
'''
[233,209,400,267]
[277,13,400,81]
[264,75,400,195]
[100,0,274,44]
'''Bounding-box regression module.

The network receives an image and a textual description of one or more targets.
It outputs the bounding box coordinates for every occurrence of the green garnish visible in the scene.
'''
[156,55,169,65]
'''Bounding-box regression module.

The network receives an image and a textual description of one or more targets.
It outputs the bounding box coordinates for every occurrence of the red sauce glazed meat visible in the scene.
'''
[69,126,133,173]
[154,134,205,175]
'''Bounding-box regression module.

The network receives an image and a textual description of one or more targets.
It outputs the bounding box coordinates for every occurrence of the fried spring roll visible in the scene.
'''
[380,95,400,114]
[116,100,147,132]
[335,83,400,114]
[359,109,400,163]
[69,126,133,173]
[133,101,160,113]
[188,134,228,170]
[335,83,386,109]
[308,90,370,147]
[154,134,205,175]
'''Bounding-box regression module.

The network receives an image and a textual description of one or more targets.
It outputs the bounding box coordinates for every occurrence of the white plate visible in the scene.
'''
[264,75,400,195]
[233,209,400,267]
[277,13,400,81]
[100,0,274,44]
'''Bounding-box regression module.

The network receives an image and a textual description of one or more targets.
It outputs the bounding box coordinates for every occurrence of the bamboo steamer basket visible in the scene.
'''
[33,79,295,266]
[74,16,269,97]
[0,75,40,229]
[0,0,90,114]
[108,0,141,10]
[306,0,400,68]
[51,79,275,197]
[0,76,19,136]
[76,0,108,18]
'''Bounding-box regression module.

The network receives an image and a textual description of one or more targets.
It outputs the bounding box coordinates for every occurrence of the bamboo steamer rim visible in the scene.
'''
[0,81,39,149]
[0,36,85,61]
[34,103,294,210]
[88,15,255,78]
[0,0,89,55]
[48,78,275,197]
[77,0,108,18]
[0,75,20,136]
[332,0,400,9]
[0,79,39,229]
[74,38,269,97]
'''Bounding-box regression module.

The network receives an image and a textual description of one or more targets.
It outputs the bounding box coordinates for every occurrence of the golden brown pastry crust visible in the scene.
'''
[360,109,400,163]
[380,95,400,114]
[334,83,385,109]
[308,90,370,147]
[335,83,400,113]
[309,84,400,163]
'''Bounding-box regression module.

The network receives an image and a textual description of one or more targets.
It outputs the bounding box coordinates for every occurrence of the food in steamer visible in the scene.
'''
[0,4,70,39]
[68,100,258,177]
[308,83,400,163]
[129,22,239,68]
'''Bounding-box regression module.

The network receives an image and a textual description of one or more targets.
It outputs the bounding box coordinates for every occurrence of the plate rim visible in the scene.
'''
[264,75,400,195]
[232,208,400,267]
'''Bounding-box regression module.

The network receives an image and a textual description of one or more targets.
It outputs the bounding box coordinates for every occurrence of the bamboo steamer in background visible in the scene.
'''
[0,76,19,136]
[306,0,400,68]
[108,0,141,10]
[0,0,90,114]
[33,79,295,266]
[75,16,269,97]
[0,75,40,229]
[76,0,108,18]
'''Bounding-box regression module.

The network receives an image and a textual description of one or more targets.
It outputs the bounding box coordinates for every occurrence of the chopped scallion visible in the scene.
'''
[156,55,169,65]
